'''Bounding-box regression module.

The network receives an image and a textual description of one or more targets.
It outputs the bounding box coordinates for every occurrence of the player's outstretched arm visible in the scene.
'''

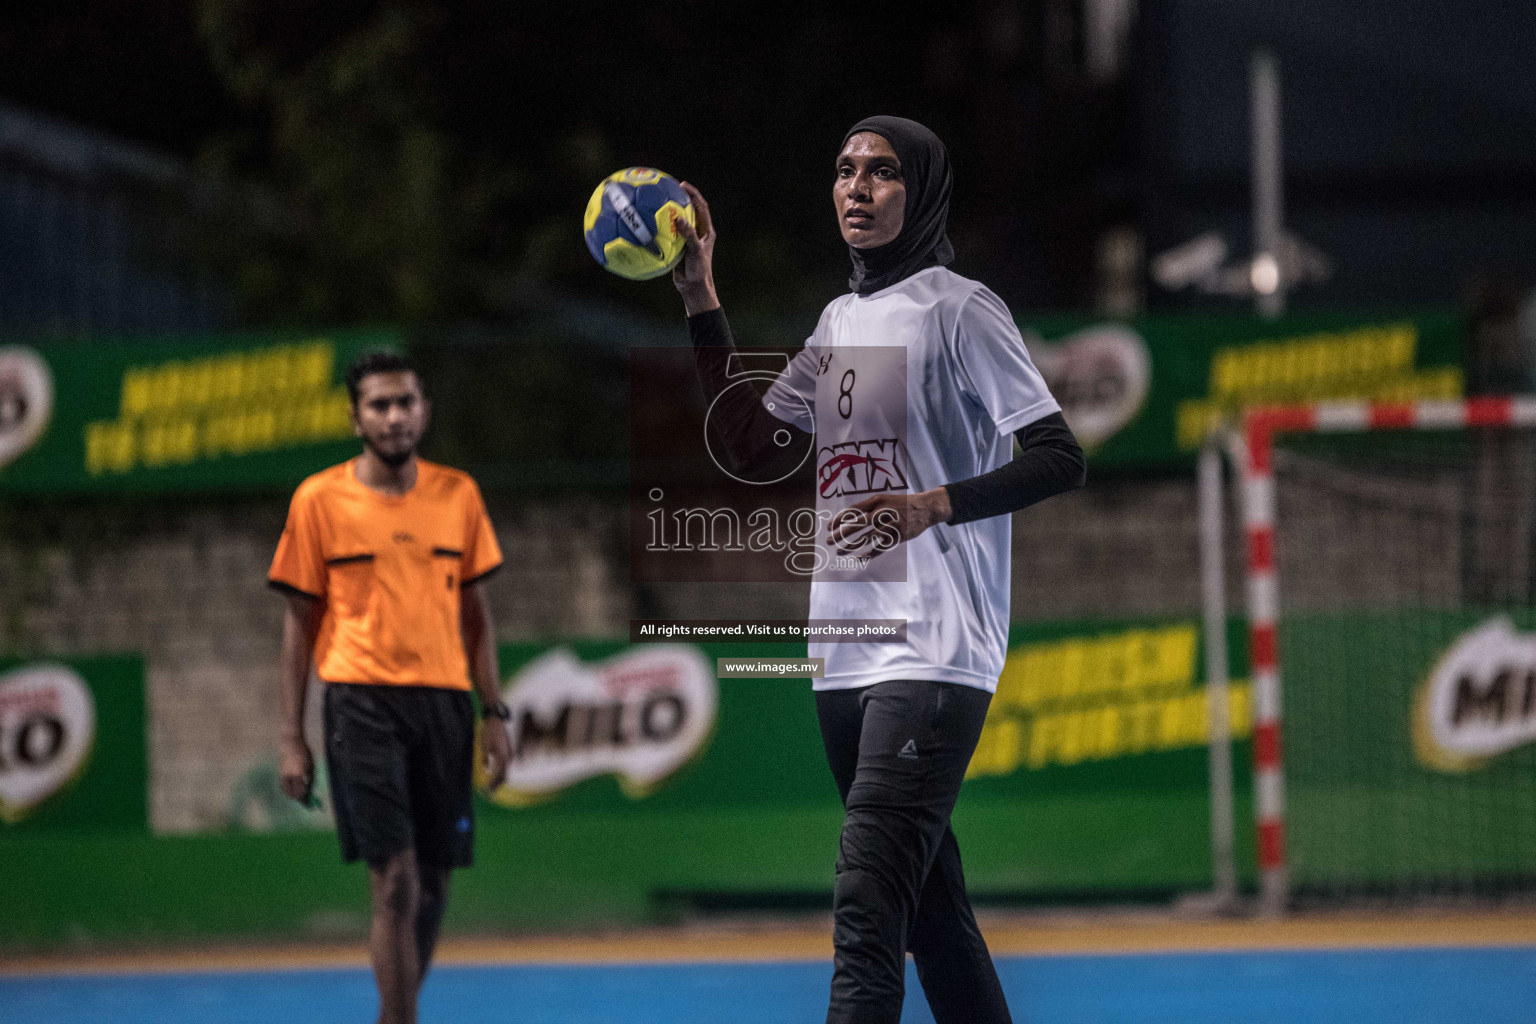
[671,183,812,478]
[278,591,323,804]
[672,182,718,315]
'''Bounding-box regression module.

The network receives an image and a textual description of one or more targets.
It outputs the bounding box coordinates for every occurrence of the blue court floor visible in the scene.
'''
[5,946,1535,1024]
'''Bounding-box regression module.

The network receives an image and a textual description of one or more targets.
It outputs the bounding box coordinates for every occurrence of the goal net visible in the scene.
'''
[1238,399,1536,906]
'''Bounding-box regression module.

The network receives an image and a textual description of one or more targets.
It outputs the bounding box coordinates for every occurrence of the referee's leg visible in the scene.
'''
[817,679,1007,1024]
[324,684,425,1024]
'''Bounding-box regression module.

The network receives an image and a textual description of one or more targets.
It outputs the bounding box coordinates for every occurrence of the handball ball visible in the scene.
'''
[583,167,694,280]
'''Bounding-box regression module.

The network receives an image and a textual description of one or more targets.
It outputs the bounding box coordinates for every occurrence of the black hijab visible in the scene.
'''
[841,116,955,295]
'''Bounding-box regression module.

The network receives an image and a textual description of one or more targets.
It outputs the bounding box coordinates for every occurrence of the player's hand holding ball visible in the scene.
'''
[669,182,718,315]
[584,167,695,280]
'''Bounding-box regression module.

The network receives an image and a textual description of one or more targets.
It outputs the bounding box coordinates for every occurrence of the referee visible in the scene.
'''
[269,352,512,1024]
[671,117,1085,1023]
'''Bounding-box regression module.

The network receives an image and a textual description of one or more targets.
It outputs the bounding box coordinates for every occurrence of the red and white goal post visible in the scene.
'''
[1228,396,1536,914]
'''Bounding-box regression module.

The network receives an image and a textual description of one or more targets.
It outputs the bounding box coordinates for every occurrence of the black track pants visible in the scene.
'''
[816,679,1012,1024]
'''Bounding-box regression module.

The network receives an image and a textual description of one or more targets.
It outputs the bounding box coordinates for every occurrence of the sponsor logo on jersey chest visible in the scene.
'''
[817,437,908,498]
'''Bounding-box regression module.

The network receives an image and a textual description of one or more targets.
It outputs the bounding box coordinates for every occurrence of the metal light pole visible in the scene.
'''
[1200,438,1239,909]
[1251,50,1285,318]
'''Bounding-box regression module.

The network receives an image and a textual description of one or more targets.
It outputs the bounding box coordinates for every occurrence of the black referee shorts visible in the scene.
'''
[322,682,476,869]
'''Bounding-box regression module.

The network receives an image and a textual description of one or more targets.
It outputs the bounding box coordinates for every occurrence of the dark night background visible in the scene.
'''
[0,1,1534,333]
[8,4,1536,968]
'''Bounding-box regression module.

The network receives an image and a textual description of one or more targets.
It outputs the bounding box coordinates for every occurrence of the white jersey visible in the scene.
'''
[763,266,1060,693]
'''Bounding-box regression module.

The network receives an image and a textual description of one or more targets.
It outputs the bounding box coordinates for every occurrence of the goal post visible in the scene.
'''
[1233,397,1536,913]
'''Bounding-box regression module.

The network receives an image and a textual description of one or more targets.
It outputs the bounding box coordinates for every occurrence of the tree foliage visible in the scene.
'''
[187,1,1089,328]
[195,1,509,326]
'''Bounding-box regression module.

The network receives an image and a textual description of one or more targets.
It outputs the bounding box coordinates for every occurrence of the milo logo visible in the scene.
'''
[1415,617,1536,772]
[484,645,716,806]
[0,347,53,471]
[0,664,96,823]
[1028,325,1151,449]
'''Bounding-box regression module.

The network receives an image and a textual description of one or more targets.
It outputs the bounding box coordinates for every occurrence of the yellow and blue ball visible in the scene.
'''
[583,167,694,280]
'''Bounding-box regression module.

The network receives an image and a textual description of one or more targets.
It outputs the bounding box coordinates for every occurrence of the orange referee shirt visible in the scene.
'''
[268,458,503,691]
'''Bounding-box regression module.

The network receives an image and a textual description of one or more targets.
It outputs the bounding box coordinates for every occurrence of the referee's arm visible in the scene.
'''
[461,580,511,789]
[277,590,324,804]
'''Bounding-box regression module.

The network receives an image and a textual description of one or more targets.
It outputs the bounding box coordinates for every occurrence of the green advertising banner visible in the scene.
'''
[485,622,1253,813]
[1023,310,1465,469]
[0,329,395,493]
[0,655,145,832]
[5,623,1245,947]
[1280,609,1536,892]
[11,608,1536,948]
[471,621,1254,905]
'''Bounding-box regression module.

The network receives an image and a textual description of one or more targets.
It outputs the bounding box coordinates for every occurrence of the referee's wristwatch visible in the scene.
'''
[481,699,512,721]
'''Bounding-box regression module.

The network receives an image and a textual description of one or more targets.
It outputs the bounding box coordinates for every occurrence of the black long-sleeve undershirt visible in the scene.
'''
[943,411,1086,524]
[686,307,1086,524]
[689,307,813,482]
